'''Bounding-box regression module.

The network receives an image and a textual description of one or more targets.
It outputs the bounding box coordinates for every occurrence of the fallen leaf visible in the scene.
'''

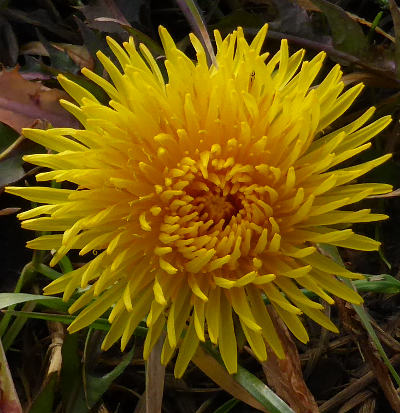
[19,41,48,56]
[310,0,369,57]
[55,44,94,70]
[20,42,94,70]
[260,309,319,413]
[0,68,79,132]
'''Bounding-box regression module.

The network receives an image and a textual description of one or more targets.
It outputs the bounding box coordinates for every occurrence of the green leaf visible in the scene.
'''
[29,374,57,413]
[233,365,295,413]
[0,122,24,187]
[2,310,148,336]
[85,344,135,408]
[0,120,45,187]
[58,255,74,274]
[0,293,60,309]
[2,310,88,326]
[2,300,37,351]
[0,262,38,337]
[354,274,400,294]
[61,330,135,412]
[36,29,78,73]
[213,398,240,413]
[176,0,217,66]
[0,156,25,187]
[197,344,294,413]
[310,0,369,57]
[0,121,19,152]
[61,334,89,413]
[36,263,63,281]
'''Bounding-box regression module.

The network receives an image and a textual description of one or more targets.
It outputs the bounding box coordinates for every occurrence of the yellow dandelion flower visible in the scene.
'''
[7,25,392,377]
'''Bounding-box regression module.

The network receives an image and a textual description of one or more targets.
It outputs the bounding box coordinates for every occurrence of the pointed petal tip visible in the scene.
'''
[57,73,67,82]
[67,323,78,334]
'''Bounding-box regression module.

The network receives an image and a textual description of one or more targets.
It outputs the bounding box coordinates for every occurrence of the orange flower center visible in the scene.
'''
[152,148,285,276]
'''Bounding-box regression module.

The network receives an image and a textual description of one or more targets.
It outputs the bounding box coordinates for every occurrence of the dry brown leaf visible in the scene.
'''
[368,188,400,198]
[260,309,319,413]
[145,334,165,413]
[358,397,377,413]
[337,300,400,413]
[338,390,375,413]
[19,41,49,56]
[47,322,64,377]
[0,207,20,216]
[53,44,94,70]
[0,68,79,132]
[289,0,320,11]
[24,322,64,412]
[319,353,400,412]
[341,72,397,88]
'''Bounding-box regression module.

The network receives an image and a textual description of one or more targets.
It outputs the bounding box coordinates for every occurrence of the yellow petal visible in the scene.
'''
[174,317,200,378]
[218,292,237,374]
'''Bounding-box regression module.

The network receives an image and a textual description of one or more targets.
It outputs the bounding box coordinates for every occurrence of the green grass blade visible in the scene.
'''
[176,0,217,66]
[233,364,295,413]
[354,274,400,293]
[29,374,58,413]
[0,262,37,337]
[0,293,61,309]
[85,345,135,408]
[2,300,36,351]
[58,255,73,274]
[213,398,240,413]
[36,263,63,280]
[200,344,295,413]
[2,310,148,336]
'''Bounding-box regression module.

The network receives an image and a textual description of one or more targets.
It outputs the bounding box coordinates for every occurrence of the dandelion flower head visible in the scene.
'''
[7,25,392,377]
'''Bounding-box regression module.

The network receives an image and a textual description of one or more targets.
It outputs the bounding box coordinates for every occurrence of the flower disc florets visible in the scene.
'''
[7,25,392,377]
